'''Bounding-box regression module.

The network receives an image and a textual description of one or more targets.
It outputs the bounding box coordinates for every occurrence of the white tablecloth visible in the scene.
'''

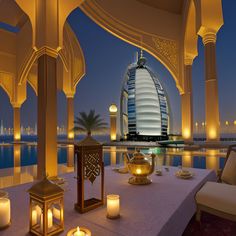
[2,166,216,236]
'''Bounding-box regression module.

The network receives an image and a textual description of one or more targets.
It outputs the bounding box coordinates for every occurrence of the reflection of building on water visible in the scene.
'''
[120,51,171,141]
[67,145,75,168]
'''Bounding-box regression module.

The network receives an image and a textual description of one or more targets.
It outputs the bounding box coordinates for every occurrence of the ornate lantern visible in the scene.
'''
[127,150,155,185]
[74,135,104,213]
[28,177,64,235]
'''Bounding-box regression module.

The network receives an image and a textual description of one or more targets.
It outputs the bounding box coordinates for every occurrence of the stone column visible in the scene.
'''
[37,54,57,179]
[202,32,220,141]
[13,106,21,141]
[181,60,193,141]
[67,96,74,140]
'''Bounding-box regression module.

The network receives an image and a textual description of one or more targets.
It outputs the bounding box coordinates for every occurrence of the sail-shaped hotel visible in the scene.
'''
[120,52,171,141]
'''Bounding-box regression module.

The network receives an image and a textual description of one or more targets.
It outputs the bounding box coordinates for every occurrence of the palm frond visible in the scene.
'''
[73,109,108,135]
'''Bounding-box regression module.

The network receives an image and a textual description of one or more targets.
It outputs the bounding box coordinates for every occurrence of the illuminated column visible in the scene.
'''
[13,106,21,141]
[66,96,74,140]
[109,104,118,141]
[37,54,57,179]
[202,32,220,141]
[181,60,193,141]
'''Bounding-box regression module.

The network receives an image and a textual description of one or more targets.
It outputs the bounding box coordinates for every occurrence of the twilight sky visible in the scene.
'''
[0,1,236,133]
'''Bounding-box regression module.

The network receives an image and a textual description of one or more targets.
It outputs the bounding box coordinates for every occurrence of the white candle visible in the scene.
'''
[47,209,53,228]
[53,207,61,220]
[107,194,120,219]
[0,198,10,227]
[73,227,85,236]
[32,209,37,225]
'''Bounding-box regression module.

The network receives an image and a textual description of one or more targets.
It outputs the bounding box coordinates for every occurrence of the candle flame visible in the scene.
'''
[77,226,80,232]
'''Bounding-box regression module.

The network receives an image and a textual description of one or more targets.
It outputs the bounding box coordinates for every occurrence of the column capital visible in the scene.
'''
[200,29,217,45]
[11,103,22,109]
[184,58,193,66]
[65,94,75,99]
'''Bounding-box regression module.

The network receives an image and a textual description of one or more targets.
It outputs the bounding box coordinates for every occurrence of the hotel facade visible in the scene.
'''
[120,53,171,141]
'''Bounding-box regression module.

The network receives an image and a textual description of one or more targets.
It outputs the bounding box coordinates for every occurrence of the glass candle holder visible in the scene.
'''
[0,194,11,229]
[106,194,120,219]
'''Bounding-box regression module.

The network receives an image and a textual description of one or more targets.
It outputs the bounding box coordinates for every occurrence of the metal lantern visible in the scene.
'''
[74,135,104,213]
[28,177,64,235]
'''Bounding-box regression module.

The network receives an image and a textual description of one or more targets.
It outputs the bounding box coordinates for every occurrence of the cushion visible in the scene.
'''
[221,150,236,185]
[196,181,236,215]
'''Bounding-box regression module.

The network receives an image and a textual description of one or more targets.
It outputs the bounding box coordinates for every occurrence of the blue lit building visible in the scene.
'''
[120,52,171,141]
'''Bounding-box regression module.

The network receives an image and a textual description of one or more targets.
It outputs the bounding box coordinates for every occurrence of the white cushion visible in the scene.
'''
[196,181,236,215]
[221,150,236,185]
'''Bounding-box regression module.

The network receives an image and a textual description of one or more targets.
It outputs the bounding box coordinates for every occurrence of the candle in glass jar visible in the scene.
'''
[107,194,120,219]
[0,198,10,228]
[73,227,85,236]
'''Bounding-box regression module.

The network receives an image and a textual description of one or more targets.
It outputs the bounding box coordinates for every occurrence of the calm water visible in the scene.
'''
[0,135,227,170]
[0,135,227,188]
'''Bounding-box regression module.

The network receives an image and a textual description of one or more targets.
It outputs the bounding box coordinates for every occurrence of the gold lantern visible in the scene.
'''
[28,177,64,235]
[127,150,155,185]
[74,135,104,213]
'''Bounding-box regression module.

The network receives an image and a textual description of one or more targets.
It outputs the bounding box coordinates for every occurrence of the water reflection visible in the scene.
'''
[103,147,227,171]
[0,145,227,188]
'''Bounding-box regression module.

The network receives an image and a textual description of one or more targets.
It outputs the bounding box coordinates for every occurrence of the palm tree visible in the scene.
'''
[73,109,108,136]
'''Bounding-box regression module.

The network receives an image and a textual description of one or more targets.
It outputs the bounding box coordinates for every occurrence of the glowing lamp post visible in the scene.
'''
[109,104,117,141]
[28,177,64,235]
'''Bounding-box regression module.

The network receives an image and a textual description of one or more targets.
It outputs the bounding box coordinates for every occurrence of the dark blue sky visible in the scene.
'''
[0,1,236,133]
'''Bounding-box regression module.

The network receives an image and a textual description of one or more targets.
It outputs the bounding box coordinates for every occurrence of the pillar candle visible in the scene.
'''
[48,209,53,228]
[32,209,37,225]
[107,194,120,219]
[53,207,61,220]
[0,198,10,227]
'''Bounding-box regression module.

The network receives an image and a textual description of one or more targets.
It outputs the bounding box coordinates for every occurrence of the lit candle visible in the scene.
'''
[107,194,120,219]
[73,227,85,236]
[32,209,37,225]
[47,209,53,228]
[53,207,61,220]
[0,198,10,228]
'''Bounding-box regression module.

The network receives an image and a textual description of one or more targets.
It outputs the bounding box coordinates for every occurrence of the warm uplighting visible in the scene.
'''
[67,226,91,236]
[208,128,217,140]
[183,128,190,139]
[14,133,20,140]
[107,194,120,219]
[201,122,205,126]
[109,104,118,113]
[225,121,229,126]
[195,122,198,127]
[0,197,11,229]
[68,132,74,139]
[111,134,116,141]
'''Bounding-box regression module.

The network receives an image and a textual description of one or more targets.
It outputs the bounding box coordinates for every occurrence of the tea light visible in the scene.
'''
[74,227,85,236]
[107,194,120,219]
[0,198,11,228]
[67,226,91,236]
